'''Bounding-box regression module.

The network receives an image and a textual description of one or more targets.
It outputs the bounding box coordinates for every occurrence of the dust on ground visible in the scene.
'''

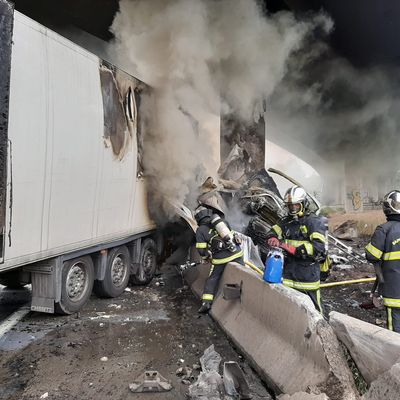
[0,265,272,400]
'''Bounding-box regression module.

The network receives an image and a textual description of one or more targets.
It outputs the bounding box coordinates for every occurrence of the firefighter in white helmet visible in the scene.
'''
[365,190,400,333]
[266,185,328,313]
[194,206,244,314]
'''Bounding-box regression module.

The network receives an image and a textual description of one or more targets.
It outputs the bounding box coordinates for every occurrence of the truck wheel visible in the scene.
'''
[94,246,130,298]
[0,270,27,289]
[55,256,94,315]
[130,238,157,285]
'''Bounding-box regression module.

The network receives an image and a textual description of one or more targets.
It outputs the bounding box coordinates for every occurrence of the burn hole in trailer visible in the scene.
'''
[125,87,136,123]
[100,62,146,175]
[134,87,144,177]
[99,65,130,158]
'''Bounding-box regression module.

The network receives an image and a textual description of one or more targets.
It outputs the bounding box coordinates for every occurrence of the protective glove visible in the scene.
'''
[267,237,281,247]
[294,244,308,259]
[279,242,296,255]
[233,233,242,245]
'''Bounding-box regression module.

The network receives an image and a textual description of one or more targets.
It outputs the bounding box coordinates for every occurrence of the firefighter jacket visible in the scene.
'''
[365,214,400,306]
[196,221,243,265]
[267,214,328,291]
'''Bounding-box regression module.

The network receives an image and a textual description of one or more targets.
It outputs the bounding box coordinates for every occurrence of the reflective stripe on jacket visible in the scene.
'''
[365,218,400,299]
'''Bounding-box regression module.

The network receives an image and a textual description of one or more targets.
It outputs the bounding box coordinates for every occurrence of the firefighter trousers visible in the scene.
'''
[302,289,324,315]
[387,307,400,333]
[202,257,244,302]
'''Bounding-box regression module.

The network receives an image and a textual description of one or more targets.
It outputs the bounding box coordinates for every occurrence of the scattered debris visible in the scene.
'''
[176,366,196,384]
[372,295,384,309]
[188,370,225,400]
[333,220,358,240]
[67,341,82,348]
[188,345,224,399]
[176,366,192,377]
[129,370,172,393]
[333,264,354,271]
[107,304,122,309]
[330,254,349,264]
[200,344,221,373]
[188,345,253,400]
[223,361,252,399]
[40,393,49,399]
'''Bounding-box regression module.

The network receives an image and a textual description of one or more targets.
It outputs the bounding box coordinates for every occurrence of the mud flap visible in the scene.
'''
[23,258,62,314]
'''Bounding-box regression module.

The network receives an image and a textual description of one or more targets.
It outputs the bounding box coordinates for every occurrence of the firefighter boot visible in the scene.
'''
[198,301,212,314]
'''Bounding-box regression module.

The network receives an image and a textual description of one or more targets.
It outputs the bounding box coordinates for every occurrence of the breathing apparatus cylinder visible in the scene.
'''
[210,214,236,252]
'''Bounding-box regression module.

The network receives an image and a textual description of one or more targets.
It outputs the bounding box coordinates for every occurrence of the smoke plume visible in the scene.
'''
[268,40,400,201]
[110,0,331,217]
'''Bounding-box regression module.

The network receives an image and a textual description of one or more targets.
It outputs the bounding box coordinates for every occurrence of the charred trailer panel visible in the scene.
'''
[0,0,14,262]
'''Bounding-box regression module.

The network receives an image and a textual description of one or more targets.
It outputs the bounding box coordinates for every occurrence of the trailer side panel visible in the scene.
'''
[2,13,155,271]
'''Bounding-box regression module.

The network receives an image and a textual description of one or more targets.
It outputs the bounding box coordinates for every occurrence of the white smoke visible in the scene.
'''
[268,47,400,203]
[110,0,332,216]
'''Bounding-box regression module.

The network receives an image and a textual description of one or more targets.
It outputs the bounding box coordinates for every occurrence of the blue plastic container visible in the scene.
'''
[263,249,284,283]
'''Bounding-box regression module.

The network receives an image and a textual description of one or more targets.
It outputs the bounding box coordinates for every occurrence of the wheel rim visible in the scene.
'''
[111,254,128,287]
[66,262,89,302]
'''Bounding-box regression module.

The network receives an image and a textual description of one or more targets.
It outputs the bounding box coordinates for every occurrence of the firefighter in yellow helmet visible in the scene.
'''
[266,186,328,313]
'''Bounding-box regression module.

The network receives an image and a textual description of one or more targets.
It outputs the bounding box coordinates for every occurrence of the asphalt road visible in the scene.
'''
[0,285,31,321]
[0,266,273,400]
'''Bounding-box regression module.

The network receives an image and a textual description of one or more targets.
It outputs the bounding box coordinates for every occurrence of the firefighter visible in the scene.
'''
[266,186,328,313]
[194,206,244,313]
[365,190,400,333]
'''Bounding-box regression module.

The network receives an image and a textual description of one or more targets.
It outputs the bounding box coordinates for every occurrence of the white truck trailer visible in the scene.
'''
[0,1,160,314]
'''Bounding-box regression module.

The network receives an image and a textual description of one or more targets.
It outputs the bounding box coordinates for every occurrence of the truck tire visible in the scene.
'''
[0,270,27,289]
[93,246,130,298]
[130,238,157,285]
[55,256,94,315]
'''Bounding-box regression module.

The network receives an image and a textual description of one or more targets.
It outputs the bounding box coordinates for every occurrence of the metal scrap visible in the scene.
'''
[129,370,172,393]
[223,361,252,399]
[188,345,224,400]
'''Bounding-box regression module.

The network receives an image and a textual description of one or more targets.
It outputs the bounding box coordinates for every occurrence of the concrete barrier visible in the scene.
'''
[330,311,400,384]
[187,262,359,398]
[362,362,400,400]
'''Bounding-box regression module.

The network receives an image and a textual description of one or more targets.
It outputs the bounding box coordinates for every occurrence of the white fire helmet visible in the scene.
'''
[383,190,400,215]
[284,185,308,216]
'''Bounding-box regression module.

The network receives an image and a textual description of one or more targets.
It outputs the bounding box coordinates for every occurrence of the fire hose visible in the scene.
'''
[244,260,263,276]
[320,277,375,288]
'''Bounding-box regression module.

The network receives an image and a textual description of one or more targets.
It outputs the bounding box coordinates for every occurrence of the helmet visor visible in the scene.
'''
[286,202,302,215]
